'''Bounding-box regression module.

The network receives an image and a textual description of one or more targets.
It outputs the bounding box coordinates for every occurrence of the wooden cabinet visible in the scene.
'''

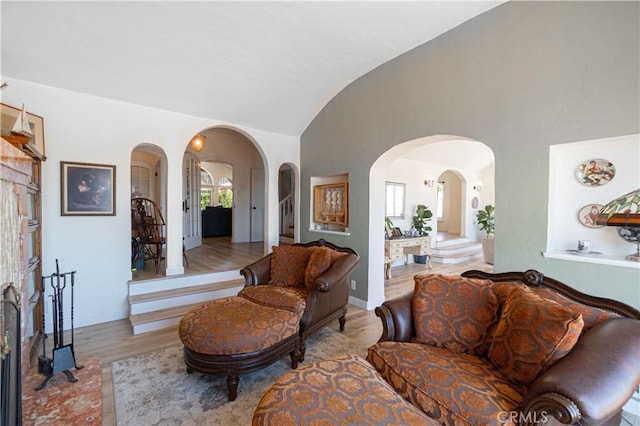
[313,182,348,226]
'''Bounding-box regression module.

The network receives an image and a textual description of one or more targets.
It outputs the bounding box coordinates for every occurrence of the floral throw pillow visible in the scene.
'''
[412,274,499,355]
[487,286,584,386]
[269,245,314,287]
[304,246,333,290]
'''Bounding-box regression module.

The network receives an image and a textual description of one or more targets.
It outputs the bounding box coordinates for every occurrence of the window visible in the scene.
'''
[218,177,233,208]
[200,169,234,209]
[131,165,150,198]
[200,169,214,210]
[385,182,405,218]
[436,182,444,219]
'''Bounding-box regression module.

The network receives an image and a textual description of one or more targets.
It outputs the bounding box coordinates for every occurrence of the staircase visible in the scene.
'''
[279,192,295,244]
[128,270,244,335]
[431,235,483,264]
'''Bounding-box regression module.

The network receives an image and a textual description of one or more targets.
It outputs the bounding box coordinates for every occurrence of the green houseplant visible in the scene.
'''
[412,204,433,236]
[412,204,433,264]
[476,204,495,264]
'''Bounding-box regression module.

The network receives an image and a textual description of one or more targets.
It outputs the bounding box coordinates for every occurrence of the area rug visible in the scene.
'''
[22,357,102,426]
[112,328,366,425]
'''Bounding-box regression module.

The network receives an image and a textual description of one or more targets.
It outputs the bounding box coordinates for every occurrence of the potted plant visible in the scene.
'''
[412,204,433,264]
[476,204,495,265]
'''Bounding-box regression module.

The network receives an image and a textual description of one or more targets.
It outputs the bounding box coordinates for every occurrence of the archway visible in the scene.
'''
[130,143,168,275]
[182,126,268,273]
[436,169,466,238]
[277,163,299,244]
[367,136,494,309]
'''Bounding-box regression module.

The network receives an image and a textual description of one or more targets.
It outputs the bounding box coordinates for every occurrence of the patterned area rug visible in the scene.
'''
[112,328,366,425]
[22,357,102,426]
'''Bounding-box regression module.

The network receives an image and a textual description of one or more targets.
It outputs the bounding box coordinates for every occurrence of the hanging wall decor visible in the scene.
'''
[61,161,116,216]
[577,204,604,228]
[575,159,615,186]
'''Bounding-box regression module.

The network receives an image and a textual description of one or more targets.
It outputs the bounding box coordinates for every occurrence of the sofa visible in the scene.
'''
[179,239,359,400]
[368,270,640,425]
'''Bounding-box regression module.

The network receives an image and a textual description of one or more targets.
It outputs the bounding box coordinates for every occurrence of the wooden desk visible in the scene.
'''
[384,236,432,279]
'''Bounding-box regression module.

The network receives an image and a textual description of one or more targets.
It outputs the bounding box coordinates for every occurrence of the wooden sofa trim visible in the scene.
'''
[461,269,640,319]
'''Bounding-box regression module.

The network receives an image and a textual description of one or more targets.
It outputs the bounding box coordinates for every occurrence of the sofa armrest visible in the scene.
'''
[240,254,272,286]
[374,292,414,342]
[523,318,640,425]
[314,253,359,292]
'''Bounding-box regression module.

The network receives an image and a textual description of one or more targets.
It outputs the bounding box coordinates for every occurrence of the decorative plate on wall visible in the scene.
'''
[577,204,604,228]
[471,196,479,209]
[575,159,615,186]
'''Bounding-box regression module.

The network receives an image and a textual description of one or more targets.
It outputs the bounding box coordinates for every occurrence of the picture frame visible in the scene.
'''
[1,103,46,160]
[61,161,116,216]
[392,227,403,237]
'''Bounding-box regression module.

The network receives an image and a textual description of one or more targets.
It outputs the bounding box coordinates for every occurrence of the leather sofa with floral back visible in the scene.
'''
[368,270,640,425]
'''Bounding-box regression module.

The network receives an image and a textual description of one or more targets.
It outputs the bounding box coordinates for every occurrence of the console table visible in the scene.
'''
[384,236,432,279]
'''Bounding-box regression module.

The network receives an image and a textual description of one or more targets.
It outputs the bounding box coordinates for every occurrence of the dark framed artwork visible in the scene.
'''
[61,161,116,216]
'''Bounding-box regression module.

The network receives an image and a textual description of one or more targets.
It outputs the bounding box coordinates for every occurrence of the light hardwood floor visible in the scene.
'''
[132,236,265,281]
[67,257,492,425]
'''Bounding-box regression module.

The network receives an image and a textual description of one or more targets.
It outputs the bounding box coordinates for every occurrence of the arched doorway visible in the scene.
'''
[181,126,267,273]
[436,170,465,238]
[278,163,298,244]
[368,136,494,309]
[130,143,168,276]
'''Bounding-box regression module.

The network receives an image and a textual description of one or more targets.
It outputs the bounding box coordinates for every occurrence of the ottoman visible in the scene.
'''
[253,354,438,426]
[179,296,303,401]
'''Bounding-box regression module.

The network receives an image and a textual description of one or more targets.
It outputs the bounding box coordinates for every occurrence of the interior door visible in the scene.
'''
[183,154,202,250]
[250,168,265,242]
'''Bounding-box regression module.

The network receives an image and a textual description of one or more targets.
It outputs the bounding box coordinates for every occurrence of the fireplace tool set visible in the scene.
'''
[36,259,83,391]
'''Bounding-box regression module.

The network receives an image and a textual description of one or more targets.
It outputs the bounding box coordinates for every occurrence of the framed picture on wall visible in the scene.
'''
[61,161,116,216]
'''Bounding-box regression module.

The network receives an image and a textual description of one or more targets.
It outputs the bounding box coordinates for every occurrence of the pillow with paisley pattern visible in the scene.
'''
[412,274,499,355]
[269,245,315,287]
[304,246,333,290]
[487,286,584,386]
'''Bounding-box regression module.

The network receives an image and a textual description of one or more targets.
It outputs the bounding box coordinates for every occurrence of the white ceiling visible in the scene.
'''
[1,1,503,137]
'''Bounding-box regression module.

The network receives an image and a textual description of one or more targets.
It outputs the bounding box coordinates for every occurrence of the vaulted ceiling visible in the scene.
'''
[1,1,503,137]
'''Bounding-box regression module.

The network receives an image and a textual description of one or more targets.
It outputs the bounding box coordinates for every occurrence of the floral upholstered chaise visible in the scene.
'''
[179,239,359,401]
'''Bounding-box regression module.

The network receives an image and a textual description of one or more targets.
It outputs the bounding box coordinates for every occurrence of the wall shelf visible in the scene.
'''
[542,251,640,269]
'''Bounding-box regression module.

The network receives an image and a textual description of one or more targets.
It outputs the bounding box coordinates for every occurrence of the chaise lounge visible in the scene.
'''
[179,239,359,400]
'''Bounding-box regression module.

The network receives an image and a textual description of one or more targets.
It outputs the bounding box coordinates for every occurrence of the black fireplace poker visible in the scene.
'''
[35,259,83,391]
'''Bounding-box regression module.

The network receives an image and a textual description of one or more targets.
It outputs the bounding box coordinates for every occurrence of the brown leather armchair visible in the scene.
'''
[374,270,640,426]
[241,239,359,360]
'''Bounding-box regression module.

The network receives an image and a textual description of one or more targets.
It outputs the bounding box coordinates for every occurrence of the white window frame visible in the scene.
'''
[385,181,405,218]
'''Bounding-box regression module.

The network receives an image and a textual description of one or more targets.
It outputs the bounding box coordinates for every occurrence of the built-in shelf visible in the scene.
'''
[542,251,640,269]
[309,228,351,237]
